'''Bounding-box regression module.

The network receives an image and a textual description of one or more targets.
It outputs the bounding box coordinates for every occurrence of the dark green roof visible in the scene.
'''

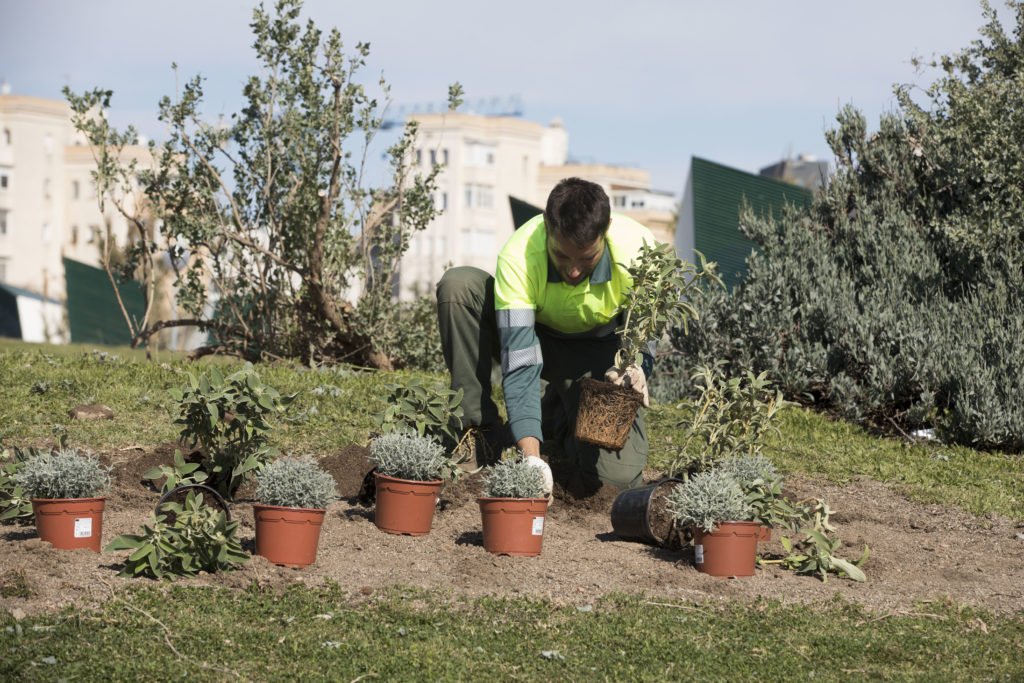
[691,157,814,289]
[63,257,146,346]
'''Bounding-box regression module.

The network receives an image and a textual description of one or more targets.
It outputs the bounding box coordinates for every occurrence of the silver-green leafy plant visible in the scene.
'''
[483,455,545,499]
[106,490,247,579]
[369,432,448,482]
[665,469,751,533]
[667,364,786,477]
[256,456,337,510]
[713,455,796,529]
[0,445,35,522]
[144,449,208,494]
[14,448,111,500]
[170,363,295,499]
[615,242,720,370]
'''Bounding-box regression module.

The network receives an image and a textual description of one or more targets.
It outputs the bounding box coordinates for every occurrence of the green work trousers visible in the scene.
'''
[436,266,647,493]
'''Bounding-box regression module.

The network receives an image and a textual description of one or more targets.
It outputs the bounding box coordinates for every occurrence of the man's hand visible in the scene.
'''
[523,455,553,502]
[605,364,650,407]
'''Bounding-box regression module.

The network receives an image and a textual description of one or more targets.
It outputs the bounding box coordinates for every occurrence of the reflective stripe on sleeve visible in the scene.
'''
[496,309,536,328]
[502,344,543,374]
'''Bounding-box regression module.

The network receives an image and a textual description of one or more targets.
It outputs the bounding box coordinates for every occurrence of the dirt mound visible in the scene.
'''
[3,444,1023,619]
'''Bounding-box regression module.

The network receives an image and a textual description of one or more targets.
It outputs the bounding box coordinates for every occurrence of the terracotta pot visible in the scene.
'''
[693,521,760,577]
[478,497,548,557]
[31,497,105,552]
[575,378,644,450]
[374,473,442,536]
[253,504,326,568]
[757,525,772,543]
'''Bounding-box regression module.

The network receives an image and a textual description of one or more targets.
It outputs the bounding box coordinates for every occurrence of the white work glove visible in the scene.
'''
[524,455,553,503]
[605,364,650,408]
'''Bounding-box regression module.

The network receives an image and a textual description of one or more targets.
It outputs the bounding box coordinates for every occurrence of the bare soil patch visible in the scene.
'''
[2,446,1023,617]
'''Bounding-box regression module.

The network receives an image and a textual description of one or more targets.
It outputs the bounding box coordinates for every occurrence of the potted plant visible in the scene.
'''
[576,243,717,450]
[713,455,795,542]
[369,432,450,536]
[609,477,684,547]
[665,469,758,577]
[477,454,549,557]
[14,448,111,552]
[253,456,337,568]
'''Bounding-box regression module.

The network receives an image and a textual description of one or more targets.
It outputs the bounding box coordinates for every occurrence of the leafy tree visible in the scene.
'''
[65,0,462,369]
[659,1,1024,452]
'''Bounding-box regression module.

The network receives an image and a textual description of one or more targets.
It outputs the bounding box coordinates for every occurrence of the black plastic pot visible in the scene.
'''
[610,478,682,546]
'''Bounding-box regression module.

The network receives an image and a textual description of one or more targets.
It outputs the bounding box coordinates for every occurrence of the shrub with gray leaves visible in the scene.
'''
[714,455,779,490]
[369,432,447,482]
[255,456,337,510]
[666,469,750,533]
[483,458,545,499]
[15,449,111,499]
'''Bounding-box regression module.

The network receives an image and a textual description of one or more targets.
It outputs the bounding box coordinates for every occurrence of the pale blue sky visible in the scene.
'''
[0,0,997,196]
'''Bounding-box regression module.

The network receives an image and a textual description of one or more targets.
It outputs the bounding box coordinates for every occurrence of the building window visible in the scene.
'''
[464,183,494,209]
[442,148,449,165]
[461,228,495,255]
[466,142,496,167]
[72,180,80,200]
[0,209,7,236]
[613,195,626,208]
[2,129,10,146]
[415,149,422,166]
[0,257,7,283]
[43,178,51,200]
[0,172,8,190]
[88,224,99,244]
[71,224,79,246]
[429,149,437,167]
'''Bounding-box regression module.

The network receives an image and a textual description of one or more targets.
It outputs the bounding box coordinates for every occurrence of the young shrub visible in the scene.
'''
[375,378,464,446]
[14,448,111,499]
[369,432,448,482]
[615,242,720,371]
[483,457,545,499]
[169,363,295,499]
[666,365,786,477]
[665,469,750,533]
[255,456,337,510]
[107,490,247,579]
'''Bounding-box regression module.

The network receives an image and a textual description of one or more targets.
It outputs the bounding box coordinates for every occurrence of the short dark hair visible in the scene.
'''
[543,177,611,246]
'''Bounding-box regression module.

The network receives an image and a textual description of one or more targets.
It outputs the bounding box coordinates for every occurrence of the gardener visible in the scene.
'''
[436,177,656,497]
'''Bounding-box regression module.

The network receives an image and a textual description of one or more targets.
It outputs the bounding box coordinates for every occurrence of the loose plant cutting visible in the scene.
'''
[160,363,295,499]
[577,243,718,450]
[14,448,112,552]
[107,489,247,579]
[665,469,759,577]
[369,432,452,536]
[761,498,869,583]
[478,452,549,557]
[253,456,337,568]
[0,445,36,524]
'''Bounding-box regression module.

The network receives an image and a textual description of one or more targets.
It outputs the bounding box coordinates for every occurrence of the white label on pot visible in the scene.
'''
[694,544,704,564]
[531,517,544,536]
[74,517,93,538]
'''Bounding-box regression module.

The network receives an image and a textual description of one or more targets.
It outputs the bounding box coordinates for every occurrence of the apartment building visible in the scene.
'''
[0,90,151,341]
[399,113,675,299]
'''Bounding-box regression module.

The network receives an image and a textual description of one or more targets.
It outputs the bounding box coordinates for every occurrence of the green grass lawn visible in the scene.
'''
[3,585,1022,682]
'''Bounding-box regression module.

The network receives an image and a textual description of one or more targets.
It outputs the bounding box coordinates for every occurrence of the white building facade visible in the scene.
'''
[399,113,675,299]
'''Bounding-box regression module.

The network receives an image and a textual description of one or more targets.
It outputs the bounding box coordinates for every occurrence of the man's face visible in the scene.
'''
[546,232,604,286]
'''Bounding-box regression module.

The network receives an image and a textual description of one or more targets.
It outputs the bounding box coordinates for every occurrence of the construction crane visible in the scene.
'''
[380,95,524,130]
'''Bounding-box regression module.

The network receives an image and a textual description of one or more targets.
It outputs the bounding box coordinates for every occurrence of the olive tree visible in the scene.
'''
[65,0,460,369]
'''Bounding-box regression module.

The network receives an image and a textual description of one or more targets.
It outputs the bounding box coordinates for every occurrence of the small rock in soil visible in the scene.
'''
[69,404,115,420]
